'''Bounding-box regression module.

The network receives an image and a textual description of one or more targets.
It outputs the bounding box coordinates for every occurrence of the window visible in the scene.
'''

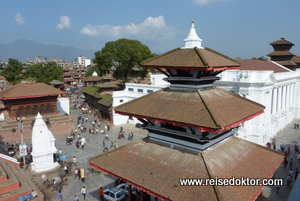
[119,99,123,103]
[137,89,143,92]
[147,90,153,93]
[128,88,134,91]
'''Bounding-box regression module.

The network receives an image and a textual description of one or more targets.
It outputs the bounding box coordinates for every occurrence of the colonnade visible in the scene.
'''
[271,83,295,115]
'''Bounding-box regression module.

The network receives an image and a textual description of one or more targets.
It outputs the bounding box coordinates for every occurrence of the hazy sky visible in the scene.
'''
[1,0,300,59]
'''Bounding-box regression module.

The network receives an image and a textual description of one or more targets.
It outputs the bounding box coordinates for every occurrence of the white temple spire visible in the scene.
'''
[92,71,98,76]
[182,20,203,49]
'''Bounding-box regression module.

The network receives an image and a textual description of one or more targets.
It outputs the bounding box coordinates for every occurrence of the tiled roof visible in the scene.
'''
[89,137,283,201]
[97,82,118,89]
[142,47,240,70]
[291,55,300,63]
[98,94,112,107]
[82,87,102,98]
[270,38,294,45]
[49,80,64,85]
[0,83,66,100]
[204,137,283,201]
[267,51,295,56]
[84,76,101,82]
[274,61,298,66]
[115,87,265,132]
[237,59,291,73]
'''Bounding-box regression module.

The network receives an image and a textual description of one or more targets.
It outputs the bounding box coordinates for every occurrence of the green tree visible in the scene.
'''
[24,62,63,83]
[1,58,23,84]
[93,38,153,80]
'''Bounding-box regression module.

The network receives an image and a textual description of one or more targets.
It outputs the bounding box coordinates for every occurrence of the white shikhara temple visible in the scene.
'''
[31,113,59,173]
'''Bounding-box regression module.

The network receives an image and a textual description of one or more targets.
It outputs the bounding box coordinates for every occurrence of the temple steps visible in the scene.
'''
[0,158,45,201]
[0,113,73,134]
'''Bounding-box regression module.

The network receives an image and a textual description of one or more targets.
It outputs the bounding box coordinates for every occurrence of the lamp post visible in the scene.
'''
[17,119,26,167]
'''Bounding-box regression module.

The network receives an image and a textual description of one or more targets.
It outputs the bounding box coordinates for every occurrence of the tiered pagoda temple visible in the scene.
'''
[89,21,283,201]
[267,37,300,70]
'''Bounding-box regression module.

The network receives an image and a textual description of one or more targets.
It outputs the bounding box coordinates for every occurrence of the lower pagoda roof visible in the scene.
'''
[115,87,265,132]
[89,137,283,201]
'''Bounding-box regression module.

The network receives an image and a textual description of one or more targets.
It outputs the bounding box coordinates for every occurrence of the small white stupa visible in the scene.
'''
[182,20,203,49]
[31,112,59,173]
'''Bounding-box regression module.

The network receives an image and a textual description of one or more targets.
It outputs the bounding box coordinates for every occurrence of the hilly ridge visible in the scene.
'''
[0,39,95,61]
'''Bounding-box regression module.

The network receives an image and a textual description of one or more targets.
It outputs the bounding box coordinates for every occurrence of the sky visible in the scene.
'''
[1,0,300,59]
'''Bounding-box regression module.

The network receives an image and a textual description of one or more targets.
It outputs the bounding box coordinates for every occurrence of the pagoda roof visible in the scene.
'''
[96,82,119,89]
[82,86,102,98]
[0,83,66,100]
[89,137,283,201]
[267,51,295,56]
[98,94,112,107]
[274,61,298,66]
[142,47,240,71]
[270,37,295,46]
[84,75,101,82]
[115,87,265,132]
[49,80,64,85]
[291,55,300,63]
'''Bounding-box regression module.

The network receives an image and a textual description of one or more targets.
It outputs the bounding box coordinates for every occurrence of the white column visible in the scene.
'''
[277,87,282,111]
[282,86,286,109]
[272,88,277,115]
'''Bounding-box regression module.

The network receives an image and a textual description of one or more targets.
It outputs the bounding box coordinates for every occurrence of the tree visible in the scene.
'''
[93,38,154,80]
[1,58,23,84]
[24,62,63,83]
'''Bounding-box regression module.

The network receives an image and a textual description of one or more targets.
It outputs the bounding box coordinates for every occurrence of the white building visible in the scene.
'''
[214,59,300,145]
[112,72,169,125]
[77,56,91,67]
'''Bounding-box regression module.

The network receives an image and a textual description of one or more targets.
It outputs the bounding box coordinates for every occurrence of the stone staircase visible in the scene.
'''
[0,113,73,135]
[0,154,45,201]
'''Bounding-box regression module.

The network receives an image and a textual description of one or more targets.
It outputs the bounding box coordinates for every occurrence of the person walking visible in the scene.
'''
[81,140,85,149]
[58,190,63,201]
[73,156,77,167]
[76,140,80,149]
[289,158,293,170]
[81,186,87,200]
[73,194,79,201]
[99,187,104,201]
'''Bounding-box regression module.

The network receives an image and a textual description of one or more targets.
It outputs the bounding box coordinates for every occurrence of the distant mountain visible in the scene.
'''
[0,39,95,62]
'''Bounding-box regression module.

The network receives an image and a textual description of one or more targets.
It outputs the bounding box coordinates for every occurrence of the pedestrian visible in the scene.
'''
[81,186,87,200]
[107,124,110,131]
[289,158,293,170]
[294,123,297,129]
[64,164,69,175]
[99,187,104,201]
[102,140,105,148]
[295,168,299,180]
[287,174,292,187]
[89,128,91,134]
[76,140,80,149]
[280,144,285,152]
[131,132,134,140]
[85,117,88,123]
[287,147,291,156]
[273,142,276,150]
[58,149,63,155]
[81,140,85,149]
[74,168,78,179]
[73,156,77,167]
[77,168,81,180]
[110,141,114,149]
[92,122,95,128]
[73,194,79,201]
[283,158,288,170]
[276,185,281,193]
[98,122,101,128]
[58,190,63,201]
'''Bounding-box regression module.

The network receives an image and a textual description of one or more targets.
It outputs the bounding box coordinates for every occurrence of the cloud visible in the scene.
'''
[56,16,71,30]
[193,0,231,5]
[15,13,25,25]
[80,16,168,38]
